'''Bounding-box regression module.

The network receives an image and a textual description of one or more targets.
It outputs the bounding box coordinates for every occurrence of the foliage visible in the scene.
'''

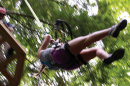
[0,0,130,86]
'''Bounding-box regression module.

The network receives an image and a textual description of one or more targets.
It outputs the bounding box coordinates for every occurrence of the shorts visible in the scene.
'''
[52,43,87,71]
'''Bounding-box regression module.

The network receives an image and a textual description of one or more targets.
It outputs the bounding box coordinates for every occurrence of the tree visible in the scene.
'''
[0,0,130,85]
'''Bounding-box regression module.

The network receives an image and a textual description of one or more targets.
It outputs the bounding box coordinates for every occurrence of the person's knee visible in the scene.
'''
[96,48,104,55]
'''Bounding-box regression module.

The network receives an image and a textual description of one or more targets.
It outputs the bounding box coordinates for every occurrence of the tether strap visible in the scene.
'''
[65,43,87,65]
[77,54,87,65]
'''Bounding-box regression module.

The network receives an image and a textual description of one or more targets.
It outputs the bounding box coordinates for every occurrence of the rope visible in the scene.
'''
[24,0,47,35]
[24,0,55,83]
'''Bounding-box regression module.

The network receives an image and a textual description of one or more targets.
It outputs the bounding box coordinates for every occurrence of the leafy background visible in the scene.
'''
[0,0,130,86]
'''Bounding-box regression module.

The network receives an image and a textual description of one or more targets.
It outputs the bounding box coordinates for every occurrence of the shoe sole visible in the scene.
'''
[112,19,127,37]
[104,49,125,64]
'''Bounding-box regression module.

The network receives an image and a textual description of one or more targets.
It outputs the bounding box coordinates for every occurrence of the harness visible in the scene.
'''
[49,43,77,70]
[41,40,87,70]
[52,43,88,69]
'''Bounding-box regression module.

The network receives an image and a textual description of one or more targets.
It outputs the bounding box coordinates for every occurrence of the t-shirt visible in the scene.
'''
[40,48,60,70]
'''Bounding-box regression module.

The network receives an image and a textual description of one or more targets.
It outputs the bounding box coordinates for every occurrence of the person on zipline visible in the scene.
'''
[36,19,127,76]
[0,6,14,62]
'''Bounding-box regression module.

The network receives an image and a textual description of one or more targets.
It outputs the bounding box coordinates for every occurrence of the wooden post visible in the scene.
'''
[0,21,26,86]
[14,55,26,86]
[0,21,26,55]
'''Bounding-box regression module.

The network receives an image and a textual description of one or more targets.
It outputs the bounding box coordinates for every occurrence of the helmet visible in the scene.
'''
[0,7,6,15]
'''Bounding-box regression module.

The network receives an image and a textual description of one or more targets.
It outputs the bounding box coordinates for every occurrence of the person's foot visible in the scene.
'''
[109,19,127,37]
[103,49,125,64]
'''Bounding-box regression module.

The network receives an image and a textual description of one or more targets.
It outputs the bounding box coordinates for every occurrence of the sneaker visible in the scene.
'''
[103,49,125,64]
[109,19,127,37]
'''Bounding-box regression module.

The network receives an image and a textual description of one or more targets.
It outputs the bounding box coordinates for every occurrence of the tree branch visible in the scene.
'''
[50,0,67,6]
[7,10,76,38]
[9,14,35,31]
[6,10,53,26]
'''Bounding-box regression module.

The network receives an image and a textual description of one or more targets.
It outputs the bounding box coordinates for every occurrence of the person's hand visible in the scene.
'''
[33,73,40,78]
[50,39,55,44]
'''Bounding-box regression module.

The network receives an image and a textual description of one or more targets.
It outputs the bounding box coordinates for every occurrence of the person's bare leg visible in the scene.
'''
[68,28,110,54]
[79,47,109,62]
[68,19,127,55]
[67,19,127,64]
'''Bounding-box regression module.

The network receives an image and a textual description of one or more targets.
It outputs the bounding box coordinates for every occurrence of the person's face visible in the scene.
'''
[0,13,5,20]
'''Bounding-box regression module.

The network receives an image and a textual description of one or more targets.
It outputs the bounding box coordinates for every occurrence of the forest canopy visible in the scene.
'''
[0,0,130,86]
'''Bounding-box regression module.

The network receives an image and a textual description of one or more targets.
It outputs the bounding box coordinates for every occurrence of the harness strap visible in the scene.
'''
[63,43,87,65]
[55,44,64,51]
[77,54,87,65]
[51,48,56,60]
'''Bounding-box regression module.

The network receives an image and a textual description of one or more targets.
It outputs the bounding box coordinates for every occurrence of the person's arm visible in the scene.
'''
[33,64,46,77]
[39,65,46,74]
[37,34,55,58]
[4,23,14,32]
[7,27,14,32]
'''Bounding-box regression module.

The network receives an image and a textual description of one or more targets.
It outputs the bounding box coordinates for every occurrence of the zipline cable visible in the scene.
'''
[24,0,47,35]
[24,0,54,82]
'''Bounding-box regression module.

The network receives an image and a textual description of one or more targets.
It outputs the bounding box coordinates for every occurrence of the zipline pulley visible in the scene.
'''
[53,19,73,42]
